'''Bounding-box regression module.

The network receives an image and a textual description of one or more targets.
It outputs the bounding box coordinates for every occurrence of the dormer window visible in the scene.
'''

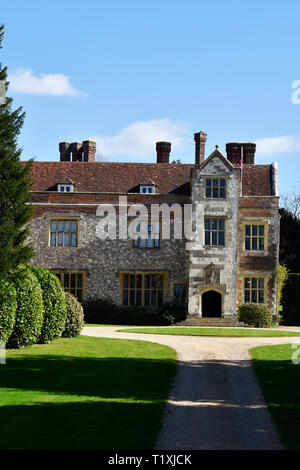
[140,185,155,194]
[58,184,74,193]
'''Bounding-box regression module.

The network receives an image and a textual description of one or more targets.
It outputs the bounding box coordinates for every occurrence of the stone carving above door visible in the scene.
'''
[204,263,220,285]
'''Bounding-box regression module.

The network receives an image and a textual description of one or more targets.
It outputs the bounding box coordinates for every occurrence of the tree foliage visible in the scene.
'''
[279,208,300,273]
[0,25,34,279]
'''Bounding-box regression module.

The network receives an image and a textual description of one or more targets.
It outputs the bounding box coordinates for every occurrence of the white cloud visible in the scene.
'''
[92,118,189,160]
[8,68,84,97]
[255,135,300,156]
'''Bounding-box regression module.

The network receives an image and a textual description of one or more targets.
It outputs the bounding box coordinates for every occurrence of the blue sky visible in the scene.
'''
[1,0,300,194]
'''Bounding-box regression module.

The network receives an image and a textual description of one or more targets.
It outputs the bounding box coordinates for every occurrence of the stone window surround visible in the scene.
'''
[204,217,226,247]
[238,272,269,306]
[119,270,169,307]
[52,270,87,301]
[47,215,81,248]
[240,219,270,255]
[131,219,161,249]
[204,176,227,199]
[173,282,187,304]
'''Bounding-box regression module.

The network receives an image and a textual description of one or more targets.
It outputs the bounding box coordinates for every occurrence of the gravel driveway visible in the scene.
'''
[82,326,300,450]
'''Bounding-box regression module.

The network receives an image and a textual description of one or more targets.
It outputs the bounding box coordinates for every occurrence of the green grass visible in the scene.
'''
[118,327,300,337]
[250,344,300,450]
[0,336,176,450]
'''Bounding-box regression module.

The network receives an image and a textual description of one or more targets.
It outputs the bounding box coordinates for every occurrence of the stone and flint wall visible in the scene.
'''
[28,208,188,305]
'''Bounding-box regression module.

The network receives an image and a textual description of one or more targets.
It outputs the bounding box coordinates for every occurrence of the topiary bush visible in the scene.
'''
[62,292,84,338]
[238,303,272,328]
[7,267,44,348]
[0,280,17,345]
[30,266,67,343]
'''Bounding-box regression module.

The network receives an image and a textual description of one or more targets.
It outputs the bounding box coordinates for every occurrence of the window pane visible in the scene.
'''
[259,237,264,250]
[158,291,163,306]
[154,239,160,248]
[251,290,257,303]
[145,275,150,289]
[50,232,56,246]
[144,291,150,306]
[205,219,210,230]
[64,221,70,231]
[64,274,69,289]
[147,237,153,248]
[218,231,224,246]
[151,275,157,289]
[130,275,135,289]
[252,278,257,289]
[213,187,218,198]
[259,225,264,236]
[136,290,142,305]
[245,237,251,250]
[220,179,225,187]
[71,221,77,232]
[57,221,63,232]
[220,187,225,198]
[244,278,250,289]
[71,233,77,247]
[212,231,217,245]
[245,225,251,236]
[258,291,264,303]
[50,221,56,231]
[77,274,83,288]
[64,232,70,246]
[218,220,224,231]
[252,238,257,250]
[130,290,135,306]
[123,274,129,289]
[213,179,218,187]
[206,188,211,198]
[123,290,128,306]
[206,179,212,187]
[70,274,76,288]
[252,225,257,236]
[57,232,63,246]
[136,275,142,289]
[244,291,250,303]
[205,231,210,245]
[212,220,217,230]
[158,275,163,289]
[77,290,82,302]
[151,292,157,307]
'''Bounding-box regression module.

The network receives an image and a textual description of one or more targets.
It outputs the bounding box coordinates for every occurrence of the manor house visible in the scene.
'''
[26,132,280,322]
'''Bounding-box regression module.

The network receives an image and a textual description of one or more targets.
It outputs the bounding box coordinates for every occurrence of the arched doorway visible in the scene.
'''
[202,290,222,318]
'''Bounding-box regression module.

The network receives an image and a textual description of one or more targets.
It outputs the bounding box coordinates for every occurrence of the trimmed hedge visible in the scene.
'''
[238,303,272,328]
[0,280,17,344]
[7,267,44,348]
[83,298,187,325]
[31,266,67,343]
[281,273,300,325]
[62,292,84,338]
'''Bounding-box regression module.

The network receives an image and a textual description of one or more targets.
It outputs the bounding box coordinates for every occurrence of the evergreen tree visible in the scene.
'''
[0,24,34,278]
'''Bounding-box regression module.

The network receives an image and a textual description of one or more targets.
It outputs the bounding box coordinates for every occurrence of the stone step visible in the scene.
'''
[176,317,248,327]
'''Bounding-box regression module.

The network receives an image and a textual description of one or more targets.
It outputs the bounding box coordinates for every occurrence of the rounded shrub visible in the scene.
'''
[62,292,84,338]
[0,280,17,344]
[7,267,44,348]
[30,266,67,343]
[238,303,272,328]
[157,302,187,325]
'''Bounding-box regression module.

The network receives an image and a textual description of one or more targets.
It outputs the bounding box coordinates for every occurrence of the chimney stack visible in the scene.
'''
[226,143,256,165]
[59,140,97,162]
[59,142,71,161]
[194,131,207,166]
[82,140,96,162]
[156,141,171,163]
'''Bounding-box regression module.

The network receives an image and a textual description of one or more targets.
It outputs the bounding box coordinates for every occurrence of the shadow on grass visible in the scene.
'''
[0,354,176,450]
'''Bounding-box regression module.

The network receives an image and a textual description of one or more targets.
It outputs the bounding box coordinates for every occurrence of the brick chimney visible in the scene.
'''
[156,141,171,163]
[59,142,71,161]
[226,143,256,164]
[59,141,97,162]
[70,142,82,162]
[82,140,96,162]
[194,131,207,166]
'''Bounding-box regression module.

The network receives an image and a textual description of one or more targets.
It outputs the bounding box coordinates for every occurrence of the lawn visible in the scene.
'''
[118,327,300,337]
[0,336,176,450]
[250,343,300,450]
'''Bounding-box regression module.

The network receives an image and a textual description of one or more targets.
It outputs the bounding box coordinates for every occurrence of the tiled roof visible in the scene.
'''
[25,161,194,195]
[22,161,273,196]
